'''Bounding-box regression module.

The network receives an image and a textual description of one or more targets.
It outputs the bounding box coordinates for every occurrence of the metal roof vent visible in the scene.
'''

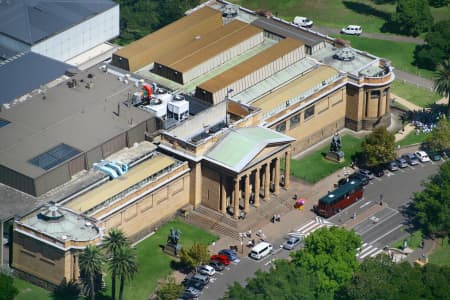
[333,47,355,61]
[38,202,64,222]
[222,4,238,18]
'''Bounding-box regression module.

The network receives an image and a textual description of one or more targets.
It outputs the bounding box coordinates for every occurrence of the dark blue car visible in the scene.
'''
[218,249,240,263]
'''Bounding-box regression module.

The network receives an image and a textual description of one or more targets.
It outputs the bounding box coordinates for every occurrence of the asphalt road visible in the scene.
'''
[199,157,444,299]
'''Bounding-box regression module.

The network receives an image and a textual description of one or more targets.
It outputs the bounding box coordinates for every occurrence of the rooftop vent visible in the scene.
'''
[222,4,238,18]
[38,202,64,222]
[333,47,355,61]
[173,94,185,101]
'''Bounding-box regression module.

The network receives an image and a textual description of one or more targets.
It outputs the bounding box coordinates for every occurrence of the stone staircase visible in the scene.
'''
[184,205,240,240]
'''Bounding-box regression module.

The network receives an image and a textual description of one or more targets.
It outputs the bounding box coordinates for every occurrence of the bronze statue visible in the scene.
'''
[330,133,342,152]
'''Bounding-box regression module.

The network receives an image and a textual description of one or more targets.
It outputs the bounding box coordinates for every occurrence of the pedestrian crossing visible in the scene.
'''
[295,217,334,237]
[356,243,383,260]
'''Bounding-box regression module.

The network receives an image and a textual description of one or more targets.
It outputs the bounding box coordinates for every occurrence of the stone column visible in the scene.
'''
[254,168,260,207]
[284,150,291,189]
[377,90,382,117]
[233,177,240,219]
[220,176,227,214]
[244,174,250,213]
[264,162,270,200]
[386,88,391,113]
[274,157,280,195]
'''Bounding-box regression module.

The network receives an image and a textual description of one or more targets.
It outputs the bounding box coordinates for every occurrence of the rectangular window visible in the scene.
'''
[290,114,300,127]
[304,106,315,120]
[370,90,380,98]
[275,122,286,133]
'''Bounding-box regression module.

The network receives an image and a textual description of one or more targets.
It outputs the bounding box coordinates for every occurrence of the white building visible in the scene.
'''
[0,0,119,62]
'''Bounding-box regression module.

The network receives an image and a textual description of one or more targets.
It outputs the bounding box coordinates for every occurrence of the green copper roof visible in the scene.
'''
[205,127,293,172]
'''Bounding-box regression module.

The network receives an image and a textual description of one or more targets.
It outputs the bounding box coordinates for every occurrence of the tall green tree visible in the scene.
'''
[110,245,138,300]
[155,276,184,300]
[413,161,450,237]
[391,0,433,36]
[291,227,361,294]
[102,228,129,300]
[179,243,210,272]
[426,118,450,152]
[0,273,19,300]
[79,245,105,300]
[414,21,450,70]
[433,59,450,117]
[361,126,396,167]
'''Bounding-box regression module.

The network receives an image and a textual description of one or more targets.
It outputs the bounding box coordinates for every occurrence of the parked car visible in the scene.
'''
[249,242,273,260]
[210,254,230,266]
[292,16,313,28]
[427,151,442,161]
[190,273,209,285]
[395,157,408,168]
[341,25,362,35]
[402,153,419,166]
[415,151,430,163]
[183,279,205,292]
[283,236,301,250]
[387,161,399,171]
[369,165,385,177]
[198,264,216,276]
[181,286,201,299]
[357,169,374,180]
[219,249,240,263]
[209,260,225,271]
[348,173,369,186]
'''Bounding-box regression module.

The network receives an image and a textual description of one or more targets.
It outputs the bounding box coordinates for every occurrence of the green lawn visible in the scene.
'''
[396,130,429,147]
[15,278,52,300]
[391,230,423,250]
[391,80,441,107]
[290,135,361,183]
[100,219,218,300]
[430,237,450,267]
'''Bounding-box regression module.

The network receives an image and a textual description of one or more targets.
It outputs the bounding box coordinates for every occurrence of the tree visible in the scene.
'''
[413,161,450,237]
[0,273,19,300]
[102,228,129,300]
[428,0,449,7]
[361,126,396,167]
[426,118,450,152]
[78,245,105,300]
[179,243,210,272]
[415,21,450,71]
[433,59,450,117]
[109,245,138,300]
[290,227,361,294]
[52,278,80,300]
[391,0,433,36]
[155,276,183,300]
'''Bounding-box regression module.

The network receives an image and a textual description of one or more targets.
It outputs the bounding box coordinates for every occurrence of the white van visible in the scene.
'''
[250,242,273,260]
[341,25,362,35]
[292,16,313,28]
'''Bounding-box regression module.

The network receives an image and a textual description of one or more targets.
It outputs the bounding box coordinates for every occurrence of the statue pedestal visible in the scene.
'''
[164,243,182,257]
[326,151,345,163]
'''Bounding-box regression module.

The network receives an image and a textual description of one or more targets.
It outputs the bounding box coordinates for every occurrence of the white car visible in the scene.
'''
[198,264,216,276]
[415,151,430,163]
[341,25,362,35]
[292,16,313,28]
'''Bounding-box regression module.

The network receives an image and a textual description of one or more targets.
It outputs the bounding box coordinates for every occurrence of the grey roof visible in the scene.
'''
[0,0,117,45]
[0,52,72,105]
[0,183,44,222]
[0,65,154,179]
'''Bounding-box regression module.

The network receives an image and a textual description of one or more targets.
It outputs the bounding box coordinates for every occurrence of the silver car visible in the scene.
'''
[396,158,408,168]
[283,237,301,250]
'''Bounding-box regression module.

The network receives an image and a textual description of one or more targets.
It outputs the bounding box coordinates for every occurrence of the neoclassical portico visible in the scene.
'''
[202,127,294,219]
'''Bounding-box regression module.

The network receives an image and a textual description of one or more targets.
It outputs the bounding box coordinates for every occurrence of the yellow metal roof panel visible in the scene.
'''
[198,38,304,93]
[252,65,339,112]
[66,155,175,213]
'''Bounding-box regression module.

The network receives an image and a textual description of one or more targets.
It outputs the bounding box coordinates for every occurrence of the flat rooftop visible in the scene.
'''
[19,204,99,242]
[0,65,154,179]
[312,43,379,77]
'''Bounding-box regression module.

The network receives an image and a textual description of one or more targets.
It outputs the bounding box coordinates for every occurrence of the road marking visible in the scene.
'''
[370,224,403,244]
[297,220,315,232]
[360,201,372,209]
[370,249,384,257]
[360,247,380,259]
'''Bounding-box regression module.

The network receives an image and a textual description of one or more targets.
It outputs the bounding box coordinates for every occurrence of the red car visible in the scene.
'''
[210,254,230,266]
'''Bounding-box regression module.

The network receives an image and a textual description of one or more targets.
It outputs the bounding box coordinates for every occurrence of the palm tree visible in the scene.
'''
[102,228,129,300]
[78,245,105,300]
[433,59,450,117]
[109,245,138,300]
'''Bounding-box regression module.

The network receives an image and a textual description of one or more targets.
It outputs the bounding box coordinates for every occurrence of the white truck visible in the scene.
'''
[292,16,313,28]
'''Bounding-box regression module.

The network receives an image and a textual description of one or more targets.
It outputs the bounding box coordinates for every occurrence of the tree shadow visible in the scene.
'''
[342,1,391,20]
[170,260,191,274]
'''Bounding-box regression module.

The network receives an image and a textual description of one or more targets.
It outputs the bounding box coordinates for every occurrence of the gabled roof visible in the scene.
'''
[0,0,117,45]
[205,127,294,172]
